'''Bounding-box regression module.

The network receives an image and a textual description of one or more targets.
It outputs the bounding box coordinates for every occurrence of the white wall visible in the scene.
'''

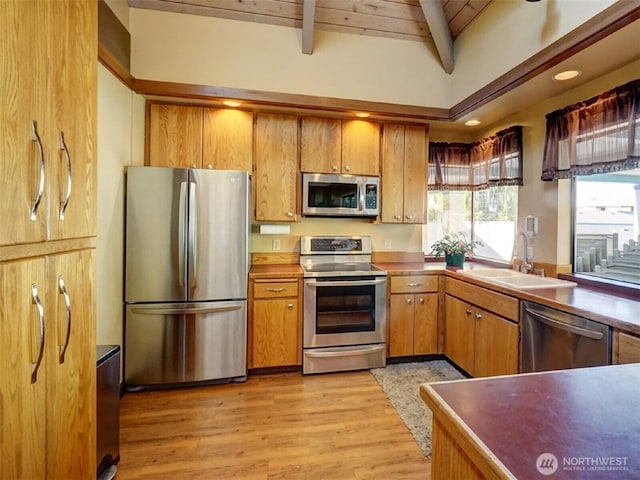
[450,0,617,103]
[96,64,145,363]
[129,8,452,108]
[472,58,640,266]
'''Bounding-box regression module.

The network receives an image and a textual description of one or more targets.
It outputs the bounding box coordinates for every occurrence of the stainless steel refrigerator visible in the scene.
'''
[124,166,249,390]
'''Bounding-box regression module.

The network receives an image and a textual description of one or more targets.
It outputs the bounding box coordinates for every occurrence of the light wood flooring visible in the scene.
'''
[117,370,431,479]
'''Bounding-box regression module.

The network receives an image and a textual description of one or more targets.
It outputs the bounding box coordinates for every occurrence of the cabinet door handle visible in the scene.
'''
[266,287,286,292]
[344,165,351,172]
[287,212,294,218]
[58,275,72,364]
[406,282,423,287]
[465,309,472,315]
[207,164,213,169]
[394,215,401,220]
[332,165,338,171]
[30,283,46,384]
[406,298,412,305]
[287,303,294,309]
[418,297,424,304]
[191,163,197,169]
[405,215,414,220]
[30,120,46,221]
[58,131,72,220]
[475,313,482,320]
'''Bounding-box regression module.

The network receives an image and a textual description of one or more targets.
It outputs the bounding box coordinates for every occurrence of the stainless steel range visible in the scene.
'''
[300,236,387,374]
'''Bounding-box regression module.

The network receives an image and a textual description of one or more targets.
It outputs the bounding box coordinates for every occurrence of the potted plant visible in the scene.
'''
[430,232,482,267]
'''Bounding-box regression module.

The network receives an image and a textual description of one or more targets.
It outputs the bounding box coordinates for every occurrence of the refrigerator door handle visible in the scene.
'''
[130,305,242,316]
[178,181,187,287]
[188,181,197,291]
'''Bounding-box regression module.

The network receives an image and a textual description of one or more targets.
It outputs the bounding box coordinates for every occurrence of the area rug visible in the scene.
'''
[370,360,465,457]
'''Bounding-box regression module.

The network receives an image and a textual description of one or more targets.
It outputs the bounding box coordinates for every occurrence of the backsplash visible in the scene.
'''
[251,218,423,254]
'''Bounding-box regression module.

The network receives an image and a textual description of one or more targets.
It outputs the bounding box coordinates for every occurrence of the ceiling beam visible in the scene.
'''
[419,0,455,74]
[302,0,316,55]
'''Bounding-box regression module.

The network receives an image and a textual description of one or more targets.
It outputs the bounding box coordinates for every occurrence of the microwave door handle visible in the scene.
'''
[358,181,365,212]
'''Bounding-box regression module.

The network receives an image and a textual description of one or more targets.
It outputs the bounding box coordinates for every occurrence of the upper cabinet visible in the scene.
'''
[203,108,253,171]
[147,104,253,172]
[300,117,342,173]
[148,104,203,169]
[301,118,380,176]
[0,0,96,246]
[381,124,428,224]
[254,113,299,222]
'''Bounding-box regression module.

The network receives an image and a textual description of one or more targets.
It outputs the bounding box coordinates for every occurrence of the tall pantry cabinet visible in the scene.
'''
[0,1,97,479]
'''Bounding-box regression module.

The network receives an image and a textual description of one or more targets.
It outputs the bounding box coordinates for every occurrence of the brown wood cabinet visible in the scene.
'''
[250,279,301,368]
[202,108,253,171]
[614,330,640,364]
[388,275,439,357]
[444,278,519,377]
[148,104,203,168]
[147,104,253,171]
[341,120,381,176]
[381,124,427,224]
[254,113,299,222]
[301,118,380,175]
[0,1,97,477]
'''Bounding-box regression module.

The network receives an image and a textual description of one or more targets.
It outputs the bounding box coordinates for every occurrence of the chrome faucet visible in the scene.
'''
[517,232,533,274]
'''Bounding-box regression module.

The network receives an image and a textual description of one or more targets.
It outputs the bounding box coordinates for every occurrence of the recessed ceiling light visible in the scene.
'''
[553,70,582,81]
[223,100,241,107]
[355,112,370,118]
[465,119,481,126]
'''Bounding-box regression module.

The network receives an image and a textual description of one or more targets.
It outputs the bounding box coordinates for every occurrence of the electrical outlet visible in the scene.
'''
[384,239,392,250]
[272,239,281,251]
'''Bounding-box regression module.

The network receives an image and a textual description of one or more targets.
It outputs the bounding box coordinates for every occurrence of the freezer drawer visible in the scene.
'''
[125,301,247,389]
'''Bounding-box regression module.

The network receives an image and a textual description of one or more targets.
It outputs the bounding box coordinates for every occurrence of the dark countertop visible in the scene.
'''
[420,364,640,479]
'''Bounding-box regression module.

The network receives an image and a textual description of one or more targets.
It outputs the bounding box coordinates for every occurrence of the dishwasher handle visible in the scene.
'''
[525,308,604,340]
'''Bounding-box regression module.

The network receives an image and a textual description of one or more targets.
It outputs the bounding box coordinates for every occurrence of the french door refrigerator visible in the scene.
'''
[124,166,249,390]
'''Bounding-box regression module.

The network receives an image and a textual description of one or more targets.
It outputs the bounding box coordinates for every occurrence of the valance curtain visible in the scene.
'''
[541,79,640,181]
[428,126,523,191]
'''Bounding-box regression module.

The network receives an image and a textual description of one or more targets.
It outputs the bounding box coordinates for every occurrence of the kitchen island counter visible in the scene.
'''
[420,364,640,479]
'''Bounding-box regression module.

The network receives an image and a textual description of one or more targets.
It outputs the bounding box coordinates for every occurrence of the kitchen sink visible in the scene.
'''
[459,269,577,290]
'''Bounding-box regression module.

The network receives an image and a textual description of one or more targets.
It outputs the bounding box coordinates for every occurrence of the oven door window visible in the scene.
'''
[315,282,375,334]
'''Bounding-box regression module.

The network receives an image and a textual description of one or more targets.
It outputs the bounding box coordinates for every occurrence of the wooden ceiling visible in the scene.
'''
[129,0,492,43]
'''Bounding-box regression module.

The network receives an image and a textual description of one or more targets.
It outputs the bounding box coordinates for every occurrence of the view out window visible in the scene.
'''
[424,185,518,262]
[574,169,640,285]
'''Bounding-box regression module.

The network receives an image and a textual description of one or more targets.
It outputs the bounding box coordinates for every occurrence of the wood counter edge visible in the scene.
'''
[419,382,516,480]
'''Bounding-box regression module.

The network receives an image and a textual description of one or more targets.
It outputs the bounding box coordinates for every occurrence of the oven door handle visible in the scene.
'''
[525,309,604,340]
[305,345,386,358]
[305,279,386,287]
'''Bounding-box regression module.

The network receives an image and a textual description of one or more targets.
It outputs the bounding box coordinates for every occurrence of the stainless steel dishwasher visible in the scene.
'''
[521,301,611,372]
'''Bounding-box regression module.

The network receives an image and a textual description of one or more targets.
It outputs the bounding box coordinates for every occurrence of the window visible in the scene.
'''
[574,168,640,285]
[424,185,518,261]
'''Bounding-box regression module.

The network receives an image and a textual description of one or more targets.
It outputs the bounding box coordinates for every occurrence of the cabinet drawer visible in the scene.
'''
[390,275,438,294]
[446,277,519,322]
[253,281,298,299]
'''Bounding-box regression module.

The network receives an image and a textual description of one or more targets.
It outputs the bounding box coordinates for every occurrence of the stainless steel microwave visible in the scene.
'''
[302,173,379,217]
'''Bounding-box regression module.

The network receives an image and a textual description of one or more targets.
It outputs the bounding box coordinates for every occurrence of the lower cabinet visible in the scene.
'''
[1,249,95,479]
[388,275,439,357]
[613,330,640,364]
[444,277,519,377]
[250,278,301,368]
